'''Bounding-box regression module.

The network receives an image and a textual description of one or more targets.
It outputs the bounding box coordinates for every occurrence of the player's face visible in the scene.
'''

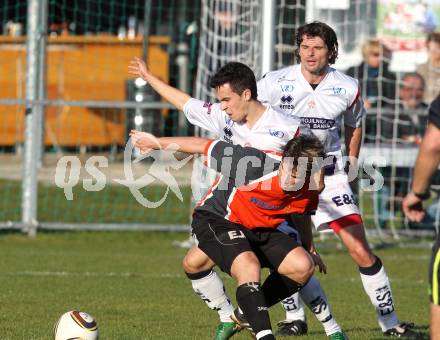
[278,159,302,192]
[278,158,325,193]
[216,83,249,122]
[298,35,329,76]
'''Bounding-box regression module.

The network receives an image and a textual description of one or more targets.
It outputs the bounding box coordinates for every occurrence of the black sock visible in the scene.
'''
[359,256,382,275]
[236,282,274,339]
[261,272,304,307]
[184,269,212,280]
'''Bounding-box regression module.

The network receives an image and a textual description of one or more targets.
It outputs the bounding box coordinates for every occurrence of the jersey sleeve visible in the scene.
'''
[204,140,276,184]
[343,85,365,128]
[183,98,225,136]
[257,74,271,103]
[428,95,440,129]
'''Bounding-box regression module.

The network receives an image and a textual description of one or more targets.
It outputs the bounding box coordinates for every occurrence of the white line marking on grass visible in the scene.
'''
[5,271,184,278]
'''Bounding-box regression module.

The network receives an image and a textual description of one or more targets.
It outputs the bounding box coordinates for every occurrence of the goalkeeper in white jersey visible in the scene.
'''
[257,21,422,339]
[129,59,347,339]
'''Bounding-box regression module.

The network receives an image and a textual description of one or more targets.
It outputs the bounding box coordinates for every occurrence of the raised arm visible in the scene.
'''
[130,130,210,154]
[128,57,191,111]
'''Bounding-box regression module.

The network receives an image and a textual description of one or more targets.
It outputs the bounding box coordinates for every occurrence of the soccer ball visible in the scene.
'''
[54,310,99,340]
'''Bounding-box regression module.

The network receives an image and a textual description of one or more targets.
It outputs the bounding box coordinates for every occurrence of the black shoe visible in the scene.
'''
[230,308,255,338]
[384,322,423,339]
[274,319,308,336]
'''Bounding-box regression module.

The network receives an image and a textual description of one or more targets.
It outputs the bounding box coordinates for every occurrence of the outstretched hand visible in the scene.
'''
[129,129,160,154]
[128,57,149,80]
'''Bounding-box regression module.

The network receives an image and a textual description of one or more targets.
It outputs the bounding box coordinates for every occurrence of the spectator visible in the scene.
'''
[381,72,428,144]
[375,72,429,228]
[347,39,397,144]
[347,39,397,110]
[416,32,440,103]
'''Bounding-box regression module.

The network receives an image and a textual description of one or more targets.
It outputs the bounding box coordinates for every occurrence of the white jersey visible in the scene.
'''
[183,98,301,153]
[258,64,364,231]
[257,64,364,155]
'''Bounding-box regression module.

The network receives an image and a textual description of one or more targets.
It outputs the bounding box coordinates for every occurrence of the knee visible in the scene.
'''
[182,250,212,273]
[294,257,315,284]
[231,252,261,284]
[279,252,314,284]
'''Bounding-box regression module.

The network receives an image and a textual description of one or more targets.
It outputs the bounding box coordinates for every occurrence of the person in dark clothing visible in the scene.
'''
[347,39,398,145]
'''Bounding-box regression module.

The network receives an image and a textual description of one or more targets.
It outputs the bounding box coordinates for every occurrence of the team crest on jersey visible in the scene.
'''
[269,129,285,138]
[332,86,347,95]
[280,84,294,92]
[203,102,213,114]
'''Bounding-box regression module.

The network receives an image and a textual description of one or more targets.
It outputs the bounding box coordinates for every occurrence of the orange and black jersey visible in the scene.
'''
[194,140,319,230]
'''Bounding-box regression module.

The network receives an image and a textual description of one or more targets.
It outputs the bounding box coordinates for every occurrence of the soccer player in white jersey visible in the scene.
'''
[129,59,347,339]
[257,21,422,339]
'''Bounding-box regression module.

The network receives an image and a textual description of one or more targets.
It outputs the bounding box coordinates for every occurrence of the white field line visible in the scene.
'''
[4,271,185,278]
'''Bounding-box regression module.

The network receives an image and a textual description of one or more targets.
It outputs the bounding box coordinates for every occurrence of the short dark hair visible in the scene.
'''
[427,32,440,45]
[401,72,425,90]
[295,21,339,64]
[282,133,325,175]
[209,62,258,99]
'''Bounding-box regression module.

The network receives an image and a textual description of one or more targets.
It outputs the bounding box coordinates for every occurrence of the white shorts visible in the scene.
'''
[312,172,360,231]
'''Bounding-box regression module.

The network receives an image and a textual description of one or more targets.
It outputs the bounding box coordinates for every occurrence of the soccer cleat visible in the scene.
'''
[383,322,423,339]
[328,331,348,340]
[213,321,241,340]
[274,319,308,336]
[230,308,256,338]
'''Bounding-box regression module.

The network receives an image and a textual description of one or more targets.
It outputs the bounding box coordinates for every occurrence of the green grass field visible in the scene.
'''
[0,231,432,339]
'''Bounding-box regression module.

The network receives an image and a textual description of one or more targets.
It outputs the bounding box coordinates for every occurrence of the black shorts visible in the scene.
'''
[429,233,440,305]
[192,210,300,275]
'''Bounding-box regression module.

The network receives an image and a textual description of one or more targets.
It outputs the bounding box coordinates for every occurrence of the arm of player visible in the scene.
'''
[129,57,225,136]
[403,122,440,222]
[128,57,190,111]
[130,130,210,154]
[344,125,362,159]
[343,90,364,183]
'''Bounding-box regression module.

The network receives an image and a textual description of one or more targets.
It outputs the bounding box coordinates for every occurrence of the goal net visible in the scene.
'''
[193,0,439,237]
[0,0,201,230]
[191,0,263,204]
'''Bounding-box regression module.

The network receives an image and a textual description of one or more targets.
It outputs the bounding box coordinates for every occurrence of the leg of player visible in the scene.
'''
[429,234,440,340]
[277,294,308,336]
[275,218,345,338]
[332,216,422,339]
[182,246,237,340]
[230,251,275,340]
[299,277,347,339]
[275,220,308,336]
[432,304,440,340]
[232,237,316,340]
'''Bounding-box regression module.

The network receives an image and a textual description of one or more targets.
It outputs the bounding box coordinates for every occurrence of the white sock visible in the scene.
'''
[359,258,399,331]
[300,276,342,336]
[281,292,306,322]
[190,270,234,322]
